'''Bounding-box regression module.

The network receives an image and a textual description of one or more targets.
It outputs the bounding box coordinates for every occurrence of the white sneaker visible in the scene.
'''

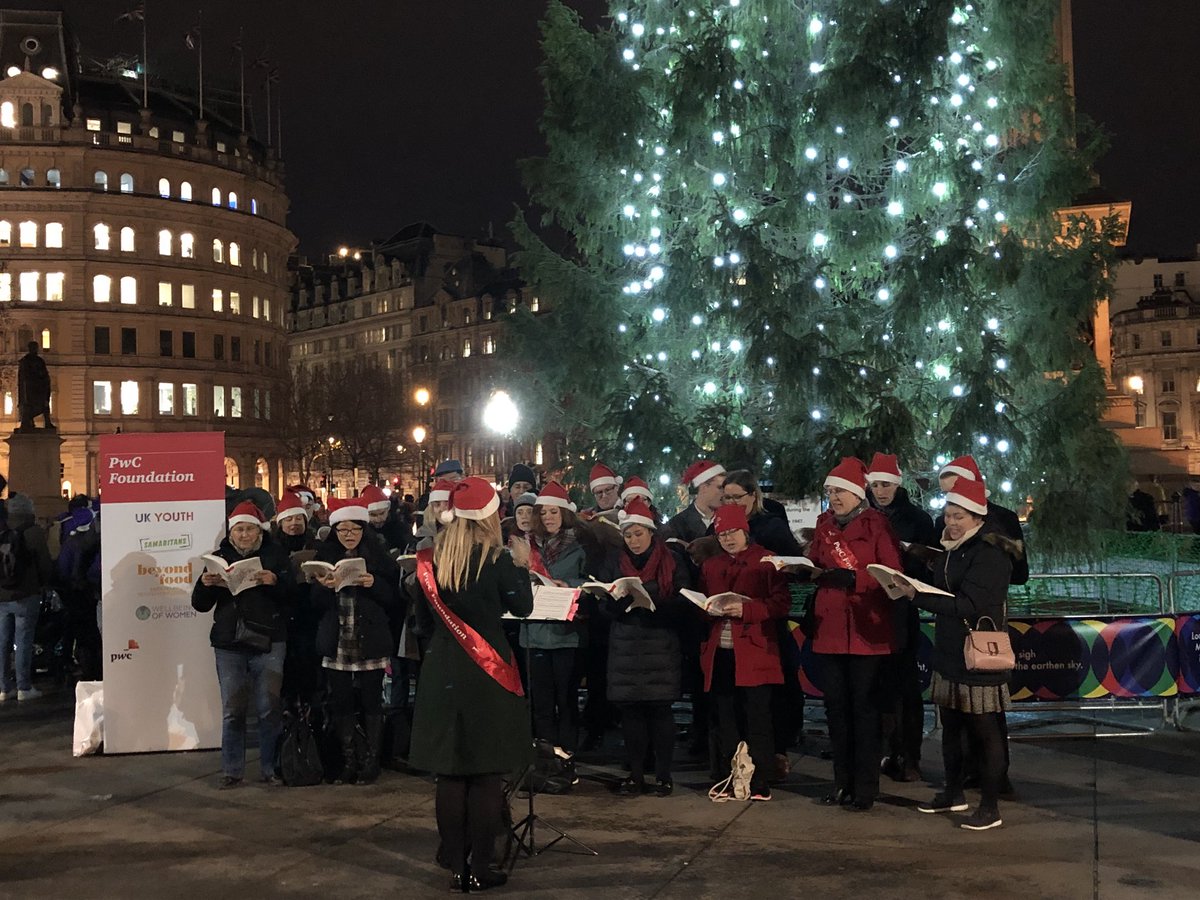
[17,688,43,701]
[0,691,14,702]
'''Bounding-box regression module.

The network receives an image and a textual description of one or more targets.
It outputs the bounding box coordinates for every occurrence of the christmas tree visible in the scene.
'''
[512,0,1126,557]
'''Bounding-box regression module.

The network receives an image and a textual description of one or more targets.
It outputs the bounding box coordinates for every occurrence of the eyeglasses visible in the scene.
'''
[335,525,363,536]
[721,491,749,502]
[593,485,617,496]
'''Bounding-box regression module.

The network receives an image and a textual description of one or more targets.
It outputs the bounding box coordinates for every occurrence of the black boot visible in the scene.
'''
[334,716,359,785]
[358,714,383,785]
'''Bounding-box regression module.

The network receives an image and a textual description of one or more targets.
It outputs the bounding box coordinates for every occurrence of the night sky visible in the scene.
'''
[24,0,1200,258]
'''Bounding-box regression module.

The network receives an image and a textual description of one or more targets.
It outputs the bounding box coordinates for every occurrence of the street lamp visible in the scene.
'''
[412,425,427,495]
[483,390,519,475]
[414,387,430,407]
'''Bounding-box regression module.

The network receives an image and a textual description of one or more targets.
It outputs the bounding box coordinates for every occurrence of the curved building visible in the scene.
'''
[0,9,294,497]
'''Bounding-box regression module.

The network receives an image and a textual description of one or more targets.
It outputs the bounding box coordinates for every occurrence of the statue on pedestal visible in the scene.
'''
[17,341,54,430]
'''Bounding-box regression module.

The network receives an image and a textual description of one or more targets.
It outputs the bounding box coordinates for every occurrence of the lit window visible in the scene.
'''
[157,177,170,198]
[120,380,138,415]
[262,254,269,274]
[251,198,258,215]
[212,289,223,312]
[158,383,175,415]
[180,232,194,258]
[252,295,260,318]
[263,297,271,320]
[0,221,10,246]
[116,121,132,135]
[0,169,6,185]
[45,272,64,301]
[0,273,9,302]
[228,192,238,210]
[148,126,158,138]
[463,339,471,357]
[229,291,241,314]
[483,336,495,355]
[180,181,192,201]
[172,130,184,143]
[120,275,137,305]
[211,187,221,206]
[251,248,258,269]
[86,118,102,132]
[229,242,240,266]
[216,141,227,153]
[158,229,172,256]
[183,383,198,415]
[93,223,110,250]
[158,282,172,306]
[47,168,60,188]
[531,296,540,312]
[45,222,63,248]
[213,385,226,417]
[93,381,113,414]
[230,386,243,418]
[93,170,107,191]
[2,392,11,416]
[19,271,38,302]
[18,220,37,248]
[119,173,133,193]
[0,102,14,128]
[120,226,134,252]
[40,328,50,349]
[181,284,195,309]
[93,274,111,303]
[212,239,223,263]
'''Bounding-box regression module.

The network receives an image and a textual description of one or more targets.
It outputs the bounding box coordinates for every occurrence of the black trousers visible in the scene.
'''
[619,701,675,781]
[820,653,884,801]
[326,668,384,717]
[942,706,1005,813]
[879,616,924,766]
[529,647,579,752]
[709,648,773,794]
[436,774,504,877]
[581,624,613,738]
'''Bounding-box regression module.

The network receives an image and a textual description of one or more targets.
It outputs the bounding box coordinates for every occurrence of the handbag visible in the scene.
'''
[234,616,272,652]
[279,706,325,786]
[709,740,755,802]
[963,615,1015,672]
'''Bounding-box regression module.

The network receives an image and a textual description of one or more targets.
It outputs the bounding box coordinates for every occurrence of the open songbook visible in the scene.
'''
[680,589,752,615]
[866,564,954,600]
[761,555,820,574]
[301,557,368,591]
[200,555,263,596]
[579,576,655,612]
[503,585,580,621]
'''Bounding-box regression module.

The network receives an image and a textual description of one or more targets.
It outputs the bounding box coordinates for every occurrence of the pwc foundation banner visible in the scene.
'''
[100,432,227,753]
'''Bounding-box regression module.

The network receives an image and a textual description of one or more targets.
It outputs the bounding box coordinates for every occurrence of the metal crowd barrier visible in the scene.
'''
[1169,570,1200,730]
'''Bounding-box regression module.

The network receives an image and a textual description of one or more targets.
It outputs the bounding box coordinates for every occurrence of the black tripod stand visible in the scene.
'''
[507,759,597,870]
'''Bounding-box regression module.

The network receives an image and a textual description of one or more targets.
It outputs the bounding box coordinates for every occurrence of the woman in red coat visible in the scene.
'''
[809,458,903,811]
[699,504,791,801]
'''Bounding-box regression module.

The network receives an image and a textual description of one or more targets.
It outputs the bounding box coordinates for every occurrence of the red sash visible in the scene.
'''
[527,540,552,580]
[814,516,860,571]
[416,549,525,697]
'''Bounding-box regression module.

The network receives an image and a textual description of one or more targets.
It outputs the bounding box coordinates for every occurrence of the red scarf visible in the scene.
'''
[415,549,524,696]
[814,515,860,571]
[619,537,676,592]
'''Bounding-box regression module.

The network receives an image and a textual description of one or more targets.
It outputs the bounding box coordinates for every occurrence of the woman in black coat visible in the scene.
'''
[191,501,293,789]
[273,492,321,708]
[311,498,398,786]
[408,478,533,893]
[899,478,1015,832]
[594,498,691,796]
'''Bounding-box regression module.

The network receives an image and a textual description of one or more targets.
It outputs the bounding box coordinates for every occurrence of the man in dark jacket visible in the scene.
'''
[867,453,935,783]
[0,493,54,702]
[661,460,726,544]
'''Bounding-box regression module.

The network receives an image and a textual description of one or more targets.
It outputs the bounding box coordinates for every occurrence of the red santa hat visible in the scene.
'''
[824,457,868,500]
[945,477,989,517]
[940,455,983,483]
[588,463,623,491]
[275,492,308,523]
[359,484,390,514]
[682,459,725,489]
[228,500,269,531]
[620,476,653,503]
[617,497,656,531]
[865,452,903,485]
[439,476,500,524]
[328,497,370,526]
[428,478,455,504]
[287,483,315,504]
[713,503,751,535]
[535,481,577,513]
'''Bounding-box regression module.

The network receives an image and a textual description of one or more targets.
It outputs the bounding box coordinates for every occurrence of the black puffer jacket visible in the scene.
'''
[936,499,1028,585]
[594,542,692,704]
[191,534,294,650]
[312,537,399,661]
[912,523,1015,687]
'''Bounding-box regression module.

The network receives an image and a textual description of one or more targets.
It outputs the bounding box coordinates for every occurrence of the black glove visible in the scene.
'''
[816,567,857,589]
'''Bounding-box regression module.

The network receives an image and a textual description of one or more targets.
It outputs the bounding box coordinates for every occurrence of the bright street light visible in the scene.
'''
[414,387,430,406]
[483,390,519,435]
[412,425,427,444]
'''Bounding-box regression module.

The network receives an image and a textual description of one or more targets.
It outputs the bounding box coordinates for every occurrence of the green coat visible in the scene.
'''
[408,548,534,776]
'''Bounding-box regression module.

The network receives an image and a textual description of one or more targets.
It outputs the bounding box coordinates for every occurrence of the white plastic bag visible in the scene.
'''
[73,681,104,757]
[709,740,755,802]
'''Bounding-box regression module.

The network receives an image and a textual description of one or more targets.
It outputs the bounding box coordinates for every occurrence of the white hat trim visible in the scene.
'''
[690,464,726,488]
[275,507,310,523]
[944,490,988,517]
[366,500,391,513]
[865,470,903,485]
[229,513,269,531]
[442,491,500,523]
[824,475,866,499]
[329,505,369,526]
[621,484,653,501]
[617,510,655,531]
[940,464,977,481]
[590,475,622,490]
[535,494,577,513]
[428,488,451,503]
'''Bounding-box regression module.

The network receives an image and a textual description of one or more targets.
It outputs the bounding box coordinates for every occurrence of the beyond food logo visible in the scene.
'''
[110,639,140,663]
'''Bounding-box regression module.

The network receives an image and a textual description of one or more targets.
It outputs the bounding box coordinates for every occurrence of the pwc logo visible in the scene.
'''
[110,639,140,663]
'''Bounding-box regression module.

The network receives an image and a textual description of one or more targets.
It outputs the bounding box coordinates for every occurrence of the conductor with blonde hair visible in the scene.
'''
[408,477,534,892]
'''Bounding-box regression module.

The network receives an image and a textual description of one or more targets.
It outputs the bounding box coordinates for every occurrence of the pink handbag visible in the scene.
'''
[963,616,1015,672]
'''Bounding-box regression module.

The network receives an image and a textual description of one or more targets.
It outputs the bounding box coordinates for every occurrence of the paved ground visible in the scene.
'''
[2,691,1199,899]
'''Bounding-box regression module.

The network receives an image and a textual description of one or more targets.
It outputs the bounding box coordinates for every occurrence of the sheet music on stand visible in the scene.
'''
[503,585,580,621]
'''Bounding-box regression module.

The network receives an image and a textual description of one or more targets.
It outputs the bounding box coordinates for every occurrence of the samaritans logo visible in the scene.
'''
[135,606,151,621]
